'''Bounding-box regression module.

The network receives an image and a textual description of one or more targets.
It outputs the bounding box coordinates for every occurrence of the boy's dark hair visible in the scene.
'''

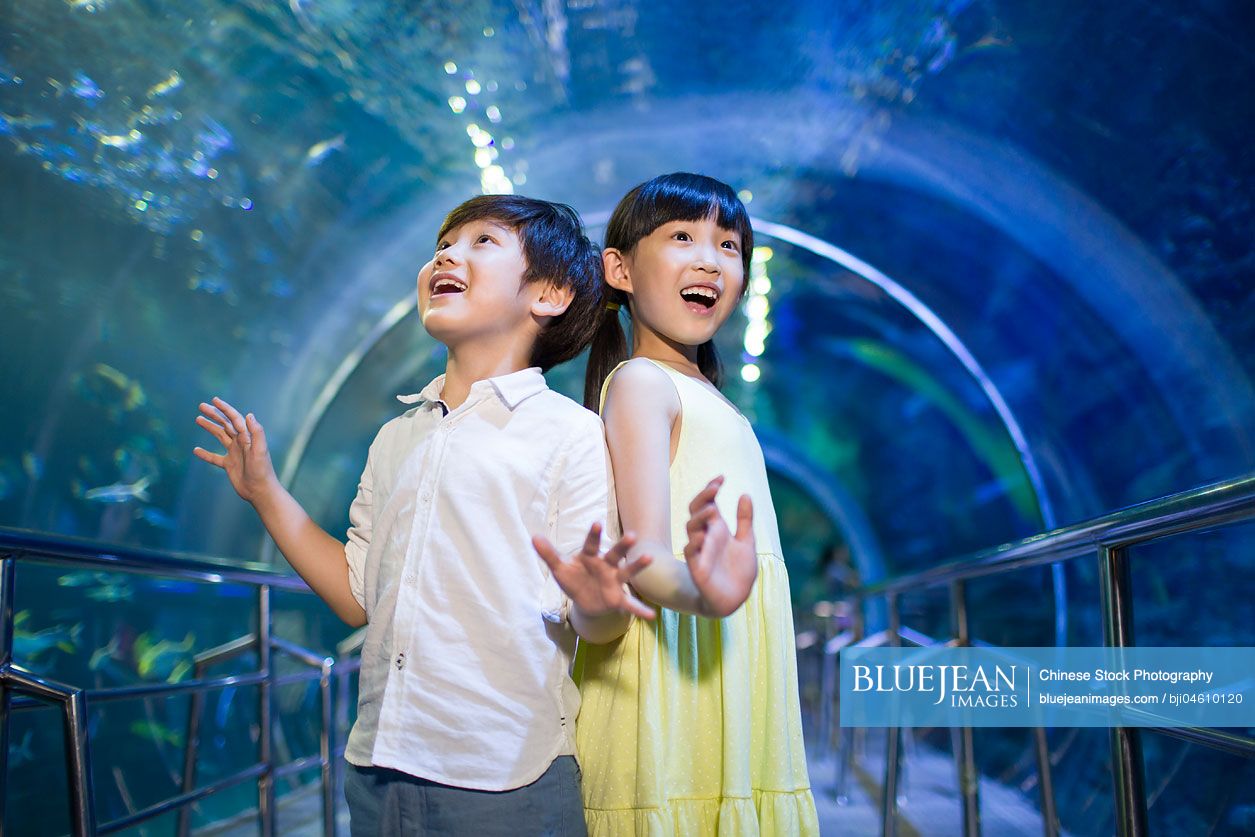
[583,172,753,409]
[439,195,602,372]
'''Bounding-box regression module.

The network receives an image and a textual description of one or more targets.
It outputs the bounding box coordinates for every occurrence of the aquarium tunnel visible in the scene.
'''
[2,1,1253,834]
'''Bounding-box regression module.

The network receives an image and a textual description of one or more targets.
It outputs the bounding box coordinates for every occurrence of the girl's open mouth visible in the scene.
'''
[680,284,720,314]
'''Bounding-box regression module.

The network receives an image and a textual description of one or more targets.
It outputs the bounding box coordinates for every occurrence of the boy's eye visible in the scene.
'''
[478,234,493,244]
[435,241,449,251]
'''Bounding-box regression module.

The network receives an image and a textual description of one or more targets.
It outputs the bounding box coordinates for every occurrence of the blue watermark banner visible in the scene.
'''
[840,646,1255,728]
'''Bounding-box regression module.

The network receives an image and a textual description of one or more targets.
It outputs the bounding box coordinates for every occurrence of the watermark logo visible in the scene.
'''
[851,663,1019,708]
[840,647,1253,728]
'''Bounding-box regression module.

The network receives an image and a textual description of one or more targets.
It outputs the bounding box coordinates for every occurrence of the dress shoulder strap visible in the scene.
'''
[597,359,637,413]
[597,357,690,414]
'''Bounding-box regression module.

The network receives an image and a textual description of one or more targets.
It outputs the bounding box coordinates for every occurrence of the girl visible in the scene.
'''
[575,173,819,835]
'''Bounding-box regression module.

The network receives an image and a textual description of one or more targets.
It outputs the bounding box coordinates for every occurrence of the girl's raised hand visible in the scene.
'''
[193,397,280,506]
[683,476,758,618]
[532,524,656,621]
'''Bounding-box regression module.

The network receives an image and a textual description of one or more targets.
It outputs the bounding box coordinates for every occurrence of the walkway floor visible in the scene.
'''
[198,734,1060,836]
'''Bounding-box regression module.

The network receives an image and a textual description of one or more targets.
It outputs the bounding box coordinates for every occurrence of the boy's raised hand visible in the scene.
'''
[683,476,758,618]
[193,397,280,505]
[532,524,656,621]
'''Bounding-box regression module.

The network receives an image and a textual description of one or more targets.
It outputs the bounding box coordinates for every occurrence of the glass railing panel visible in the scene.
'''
[1139,734,1254,835]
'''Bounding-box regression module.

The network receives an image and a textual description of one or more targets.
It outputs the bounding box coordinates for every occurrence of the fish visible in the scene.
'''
[0,112,55,134]
[9,731,35,767]
[129,720,184,748]
[146,71,182,98]
[58,570,112,587]
[90,363,147,410]
[134,631,195,682]
[87,583,134,603]
[188,273,233,296]
[88,635,123,671]
[196,115,233,154]
[134,506,176,530]
[304,134,345,167]
[98,132,142,149]
[13,610,83,659]
[21,452,43,479]
[83,475,151,504]
[215,686,237,731]
[70,72,104,100]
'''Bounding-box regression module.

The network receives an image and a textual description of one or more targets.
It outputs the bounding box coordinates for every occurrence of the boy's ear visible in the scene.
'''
[531,280,575,318]
[603,248,632,294]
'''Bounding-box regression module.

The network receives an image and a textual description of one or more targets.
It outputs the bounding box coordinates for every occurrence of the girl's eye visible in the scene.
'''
[477,234,494,244]
[673,231,691,242]
[722,240,739,251]
[435,241,450,251]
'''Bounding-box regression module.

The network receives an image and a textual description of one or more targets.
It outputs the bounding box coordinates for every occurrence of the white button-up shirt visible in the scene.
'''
[341,368,612,791]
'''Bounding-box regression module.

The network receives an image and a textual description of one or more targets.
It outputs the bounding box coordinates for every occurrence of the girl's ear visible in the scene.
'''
[603,248,633,294]
[531,280,575,318]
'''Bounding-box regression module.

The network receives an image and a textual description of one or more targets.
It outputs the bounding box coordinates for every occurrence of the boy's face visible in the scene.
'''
[418,219,540,349]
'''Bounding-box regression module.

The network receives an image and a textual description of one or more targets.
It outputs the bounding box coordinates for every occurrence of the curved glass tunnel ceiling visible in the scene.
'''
[6,4,1255,833]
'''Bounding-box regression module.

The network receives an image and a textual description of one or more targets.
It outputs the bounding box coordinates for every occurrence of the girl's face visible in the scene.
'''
[612,216,745,349]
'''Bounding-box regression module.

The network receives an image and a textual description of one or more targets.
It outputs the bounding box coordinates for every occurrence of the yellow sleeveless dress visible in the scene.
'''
[574,359,819,836]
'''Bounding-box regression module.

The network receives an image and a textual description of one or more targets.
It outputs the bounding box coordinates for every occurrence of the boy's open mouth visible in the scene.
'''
[431,273,468,296]
[679,283,720,312]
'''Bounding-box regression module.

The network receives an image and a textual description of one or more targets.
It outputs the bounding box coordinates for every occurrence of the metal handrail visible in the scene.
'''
[853,474,1255,599]
[0,527,360,836]
[823,472,1255,837]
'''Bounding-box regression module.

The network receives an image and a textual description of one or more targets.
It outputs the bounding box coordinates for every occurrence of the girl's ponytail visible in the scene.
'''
[696,340,723,389]
[583,288,630,410]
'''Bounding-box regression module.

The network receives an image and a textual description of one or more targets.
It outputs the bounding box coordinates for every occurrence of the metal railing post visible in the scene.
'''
[1033,726,1060,837]
[882,592,902,837]
[320,658,335,837]
[834,595,864,805]
[4,666,97,834]
[1098,545,1148,837]
[258,585,275,837]
[950,580,981,837]
[0,531,369,834]
[63,687,94,836]
[0,554,15,830]
[179,634,258,837]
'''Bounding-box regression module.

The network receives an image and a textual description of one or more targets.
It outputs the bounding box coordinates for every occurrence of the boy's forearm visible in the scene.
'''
[626,540,711,617]
[251,484,367,627]
[569,606,634,644]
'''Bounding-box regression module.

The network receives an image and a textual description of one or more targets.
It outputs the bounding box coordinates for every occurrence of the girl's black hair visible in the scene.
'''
[583,172,753,410]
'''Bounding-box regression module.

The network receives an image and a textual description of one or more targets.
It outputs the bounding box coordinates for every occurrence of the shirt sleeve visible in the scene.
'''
[344,441,375,612]
[542,413,614,622]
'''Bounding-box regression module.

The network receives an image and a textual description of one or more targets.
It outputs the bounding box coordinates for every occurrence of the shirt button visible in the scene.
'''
[421,489,433,502]
[395,652,406,670]
[405,573,418,585]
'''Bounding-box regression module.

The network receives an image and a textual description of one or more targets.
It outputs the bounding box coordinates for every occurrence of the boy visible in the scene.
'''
[194,196,654,835]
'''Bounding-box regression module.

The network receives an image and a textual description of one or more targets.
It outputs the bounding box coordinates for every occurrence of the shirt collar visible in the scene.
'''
[396,367,548,411]
[396,375,447,407]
